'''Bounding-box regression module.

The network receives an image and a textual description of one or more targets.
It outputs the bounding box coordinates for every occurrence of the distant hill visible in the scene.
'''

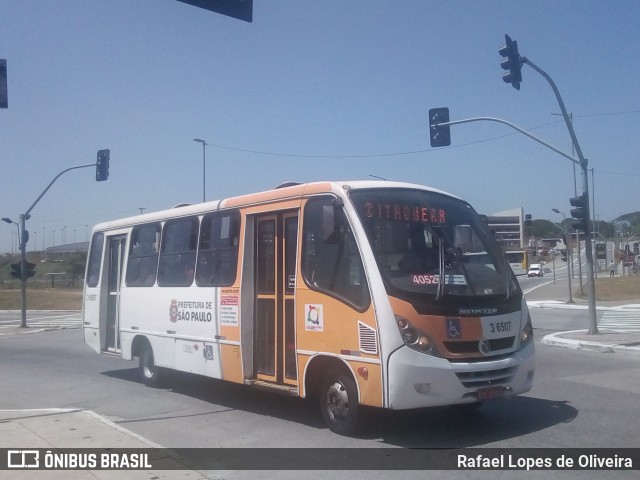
[615,211,640,227]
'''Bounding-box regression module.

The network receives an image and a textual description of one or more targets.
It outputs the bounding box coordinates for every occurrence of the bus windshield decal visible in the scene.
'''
[411,274,468,286]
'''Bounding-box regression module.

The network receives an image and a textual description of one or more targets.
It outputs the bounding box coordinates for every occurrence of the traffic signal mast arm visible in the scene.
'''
[520,56,588,170]
[25,151,109,217]
[434,107,596,334]
[431,115,580,165]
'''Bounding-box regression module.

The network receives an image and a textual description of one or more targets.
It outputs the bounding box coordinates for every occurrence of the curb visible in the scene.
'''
[528,301,640,312]
[541,329,640,355]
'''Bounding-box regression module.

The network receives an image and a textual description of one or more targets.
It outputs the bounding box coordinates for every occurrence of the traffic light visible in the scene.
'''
[428,107,451,147]
[0,59,7,109]
[96,149,110,182]
[9,261,35,280]
[498,34,522,90]
[176,0,253,23]
[634,242,639,255]
[10,263,21,279]
[569,193,589,232]
[24,261,36,279]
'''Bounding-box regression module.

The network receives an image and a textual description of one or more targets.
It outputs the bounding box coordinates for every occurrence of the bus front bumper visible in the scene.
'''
[386,342,535,410]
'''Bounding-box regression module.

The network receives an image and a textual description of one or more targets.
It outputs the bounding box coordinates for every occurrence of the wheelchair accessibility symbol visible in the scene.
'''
[446,318,462,338]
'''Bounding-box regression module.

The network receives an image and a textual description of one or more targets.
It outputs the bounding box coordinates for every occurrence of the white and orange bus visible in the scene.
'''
[83,180,534,435]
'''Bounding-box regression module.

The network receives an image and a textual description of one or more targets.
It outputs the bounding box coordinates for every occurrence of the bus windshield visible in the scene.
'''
[350,188,520,303]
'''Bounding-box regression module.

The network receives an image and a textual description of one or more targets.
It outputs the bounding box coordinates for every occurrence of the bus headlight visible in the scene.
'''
[519,313,534,348]
[395,316,440,356]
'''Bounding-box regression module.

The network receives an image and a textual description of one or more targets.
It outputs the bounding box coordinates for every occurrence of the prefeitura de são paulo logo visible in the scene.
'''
[170,299,178,323]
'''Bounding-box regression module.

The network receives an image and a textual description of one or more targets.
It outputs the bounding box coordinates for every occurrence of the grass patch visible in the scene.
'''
[591,274,640,301]
[0,288,83,310]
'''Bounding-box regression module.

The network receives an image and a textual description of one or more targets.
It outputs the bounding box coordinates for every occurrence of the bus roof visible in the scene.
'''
[91,180,460,233]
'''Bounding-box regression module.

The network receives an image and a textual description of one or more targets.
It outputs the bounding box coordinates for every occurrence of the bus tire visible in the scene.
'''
[319,372,360,436]
[138,342,161,387]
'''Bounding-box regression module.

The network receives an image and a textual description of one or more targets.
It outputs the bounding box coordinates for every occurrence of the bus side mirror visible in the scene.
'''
[322,205,341,244]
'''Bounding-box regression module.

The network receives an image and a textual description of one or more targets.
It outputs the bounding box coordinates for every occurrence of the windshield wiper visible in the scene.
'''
[436,240,445,299]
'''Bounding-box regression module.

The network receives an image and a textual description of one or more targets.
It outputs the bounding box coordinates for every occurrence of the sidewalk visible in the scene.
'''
[0,408,214,479]
[529,300,640,356]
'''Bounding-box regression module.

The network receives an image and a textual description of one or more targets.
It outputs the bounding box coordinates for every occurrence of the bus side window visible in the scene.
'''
[125,223,161,287]
[157,217,199,287]
[302,197,370,311]
[196,211,240,287]
[86,232,104,287]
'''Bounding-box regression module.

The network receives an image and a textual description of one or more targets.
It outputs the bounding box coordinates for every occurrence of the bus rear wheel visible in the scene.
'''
[138,342,161,387]
[319,373,360,436]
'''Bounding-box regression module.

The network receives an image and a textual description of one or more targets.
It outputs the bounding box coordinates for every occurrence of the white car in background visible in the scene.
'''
[527,263,544,277]
[527,263,543,277]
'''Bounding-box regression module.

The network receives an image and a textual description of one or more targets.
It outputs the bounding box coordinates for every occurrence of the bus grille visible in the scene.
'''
[358,321,378,355]
[455,366,517,388]
[444,336,515,355]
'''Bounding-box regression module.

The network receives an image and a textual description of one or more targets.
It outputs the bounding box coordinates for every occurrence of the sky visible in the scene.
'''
[1,0,639,254]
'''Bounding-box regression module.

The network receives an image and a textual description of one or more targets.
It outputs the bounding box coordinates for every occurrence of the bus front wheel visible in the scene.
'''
[138,342,161,387]
[319,373,360,436]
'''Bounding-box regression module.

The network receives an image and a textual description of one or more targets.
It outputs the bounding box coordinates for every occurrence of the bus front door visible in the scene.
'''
[105,235,126,352]
[254,212,298,386]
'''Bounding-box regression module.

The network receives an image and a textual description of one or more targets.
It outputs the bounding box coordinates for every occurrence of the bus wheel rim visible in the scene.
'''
[143,350,154,378]
[326,380,349,422]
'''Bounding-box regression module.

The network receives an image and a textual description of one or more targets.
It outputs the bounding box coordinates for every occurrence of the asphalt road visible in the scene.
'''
[0,274,638,479]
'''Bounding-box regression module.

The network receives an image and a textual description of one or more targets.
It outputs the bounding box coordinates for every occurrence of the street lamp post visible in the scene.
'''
[552,209,574,304]
[193,138,208,203]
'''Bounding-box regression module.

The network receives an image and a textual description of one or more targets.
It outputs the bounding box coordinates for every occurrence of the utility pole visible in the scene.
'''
[552,209,574,304]
[193,138,208,202]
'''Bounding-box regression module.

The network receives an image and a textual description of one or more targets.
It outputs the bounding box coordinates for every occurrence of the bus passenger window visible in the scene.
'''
[125,224,161,287]
[157,217,199,287]
[196,211,240,287]
[302,197,370,311]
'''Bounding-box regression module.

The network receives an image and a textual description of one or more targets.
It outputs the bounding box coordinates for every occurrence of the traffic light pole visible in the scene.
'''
[522,56,598,335]
[17,162,97,328]
[434,111,598,334]
[434,37,599,335]
[18,214,27,328]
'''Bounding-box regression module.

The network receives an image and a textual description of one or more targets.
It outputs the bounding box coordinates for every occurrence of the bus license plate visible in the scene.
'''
[476,386,507,401]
